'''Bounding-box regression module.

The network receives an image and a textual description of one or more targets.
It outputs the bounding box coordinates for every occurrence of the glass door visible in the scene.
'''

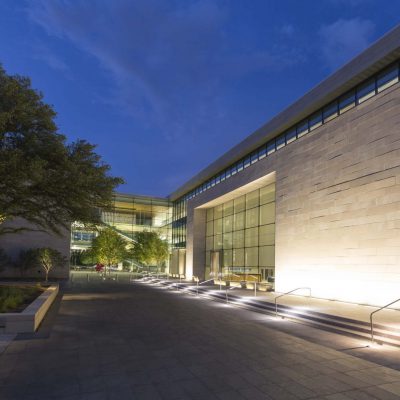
[210,250,222,278]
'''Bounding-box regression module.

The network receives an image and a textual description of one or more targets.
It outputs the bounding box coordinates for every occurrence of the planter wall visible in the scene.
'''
[0,284,59,333]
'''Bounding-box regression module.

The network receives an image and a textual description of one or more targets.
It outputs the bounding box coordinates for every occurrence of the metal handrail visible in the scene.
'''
[197,278,215,296]
[199,278,215,285]
[225,285,241,303]
[370,297,400,342]
[275,287,312,317]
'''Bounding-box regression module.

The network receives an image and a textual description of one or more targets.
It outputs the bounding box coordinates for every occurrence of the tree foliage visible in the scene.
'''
[16,247,66,281]
[90,228,130,271]
[0,65,124,236]
[79,249,97,266]
[36,248,67,282]
[132,231,169,269]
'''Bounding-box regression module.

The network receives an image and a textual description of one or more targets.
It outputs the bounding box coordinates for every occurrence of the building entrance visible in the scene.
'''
[210,250,222,278]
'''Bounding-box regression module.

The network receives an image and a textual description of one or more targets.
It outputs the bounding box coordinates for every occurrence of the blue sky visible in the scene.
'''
[1,1,399,196]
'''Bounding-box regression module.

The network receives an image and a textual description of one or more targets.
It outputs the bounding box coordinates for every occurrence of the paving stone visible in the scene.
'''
[1,280,400,400]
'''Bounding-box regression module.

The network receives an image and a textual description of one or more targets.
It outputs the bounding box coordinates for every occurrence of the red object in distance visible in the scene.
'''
[95,263,104,272]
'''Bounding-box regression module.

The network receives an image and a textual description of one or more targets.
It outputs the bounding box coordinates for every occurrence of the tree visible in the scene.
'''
[36,248,67,282]
[79,249,97,266]
[132,231,169,272]
[90,228,130,273]
[0,65,124,236]
[16,247,66,281]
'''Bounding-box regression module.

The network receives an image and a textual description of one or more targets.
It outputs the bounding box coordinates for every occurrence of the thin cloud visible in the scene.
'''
[32,43,71,75]
[26,0,303,142]
[319,18,375,70]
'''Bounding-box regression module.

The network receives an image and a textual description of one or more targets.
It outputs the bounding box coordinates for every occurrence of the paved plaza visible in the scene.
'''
[2,278,400,399]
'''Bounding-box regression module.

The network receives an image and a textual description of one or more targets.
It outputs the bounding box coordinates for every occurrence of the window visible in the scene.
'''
[223,215,233,233]
[243,156,251,168]
[206,221,213,236]
[309,111,322,131]
[223,200,234,217]
[323,101,338,122]
[260,184,275,205]
[245,247,258,267]
[250,151,258,164]
[377,64,399,92]
[258,145,267,159]
[246,190,259,209]
[259,246,275,267]
[260,203,275,225]
[237,160,244,172]
[214,235,223,250]
[234,195,246,213]
[223,232,233,249]
[245,227,259,247]
[234,212,245,231]
[246,208,259,228]
[285,128,296,144]
[215,204,223,219]
[267,140,276,155]
[357,78,376,103]
[205,183,276,281]
[297,120,308,138]
[233,230,244,248]
[339,90,356,113]
[276,134,285,150]
[223,249,232,267]
[233,248,244,267]
[259,224,275,246]
[206,236,213,250]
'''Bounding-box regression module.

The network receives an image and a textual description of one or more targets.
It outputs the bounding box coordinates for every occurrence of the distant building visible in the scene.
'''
[71,193,171,269]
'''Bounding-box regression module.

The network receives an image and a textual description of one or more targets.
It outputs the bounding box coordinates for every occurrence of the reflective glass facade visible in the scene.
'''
[71,193,172,253]
[205,183,275,283]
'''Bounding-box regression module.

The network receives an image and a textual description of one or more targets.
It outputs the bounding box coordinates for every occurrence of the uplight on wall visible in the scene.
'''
[276,265,399,307]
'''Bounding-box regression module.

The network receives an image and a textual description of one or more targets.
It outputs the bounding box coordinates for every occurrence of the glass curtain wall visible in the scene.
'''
[205,183,275,284]
[171,199,187,248]
[101,194,172,242]
[71,194,172,266]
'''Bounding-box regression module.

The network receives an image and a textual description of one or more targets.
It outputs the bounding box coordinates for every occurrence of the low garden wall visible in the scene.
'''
[0,283,59,333]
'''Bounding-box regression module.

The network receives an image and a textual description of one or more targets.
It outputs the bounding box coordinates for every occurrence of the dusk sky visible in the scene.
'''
[1,1,399,197]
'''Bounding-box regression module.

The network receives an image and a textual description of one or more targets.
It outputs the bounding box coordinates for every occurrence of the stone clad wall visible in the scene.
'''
[187,83,400,306]
[274,83,400,306]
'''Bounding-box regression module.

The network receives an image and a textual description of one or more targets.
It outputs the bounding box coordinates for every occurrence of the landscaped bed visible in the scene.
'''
[0,285,44,313]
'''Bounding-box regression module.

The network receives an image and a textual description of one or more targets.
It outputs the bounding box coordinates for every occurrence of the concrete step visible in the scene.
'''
[144,279,400,347]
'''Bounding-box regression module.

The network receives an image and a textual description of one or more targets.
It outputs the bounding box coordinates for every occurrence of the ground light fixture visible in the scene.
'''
[137,277,387,350]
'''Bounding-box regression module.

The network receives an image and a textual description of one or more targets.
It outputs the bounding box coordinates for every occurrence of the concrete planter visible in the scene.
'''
[0,284,59,333]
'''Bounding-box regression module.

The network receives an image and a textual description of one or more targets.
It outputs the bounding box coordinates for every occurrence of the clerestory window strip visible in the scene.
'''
[175,60,400,206]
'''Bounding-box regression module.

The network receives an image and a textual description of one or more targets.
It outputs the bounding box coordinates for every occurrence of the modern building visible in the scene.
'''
[166,25,400,306]
[71,193,171,268]
[20,23,399,305]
